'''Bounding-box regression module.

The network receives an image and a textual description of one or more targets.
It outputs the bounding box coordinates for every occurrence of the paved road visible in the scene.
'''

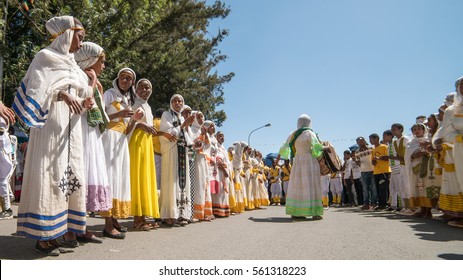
[1,204,462,260]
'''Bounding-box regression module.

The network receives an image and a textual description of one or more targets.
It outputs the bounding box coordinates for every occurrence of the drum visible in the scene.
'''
[318,141,341,175]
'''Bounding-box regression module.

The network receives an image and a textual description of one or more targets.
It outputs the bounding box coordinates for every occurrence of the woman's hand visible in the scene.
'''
[181,114,196,128]
[60,90,83,114]
[118,107,134,118]
[194,140,203,148]
[0,103,15,123]
[137,122,157,135]
[132,108,144,121]
[83,97,94,109]
[160,132,177,142]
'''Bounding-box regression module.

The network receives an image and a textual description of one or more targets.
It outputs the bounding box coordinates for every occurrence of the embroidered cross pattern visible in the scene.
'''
[58,165,82,201]
[176,192,190,214]
[57,85,82,201]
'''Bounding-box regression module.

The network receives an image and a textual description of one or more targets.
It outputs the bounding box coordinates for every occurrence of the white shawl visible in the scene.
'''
[13,16,89,128]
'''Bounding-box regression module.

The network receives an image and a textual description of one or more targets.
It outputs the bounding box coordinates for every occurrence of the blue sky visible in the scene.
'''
[208,0,462,157]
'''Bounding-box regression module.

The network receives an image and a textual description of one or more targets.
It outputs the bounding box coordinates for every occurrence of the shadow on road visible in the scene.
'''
[248,216,321,223]
[437,253,463,260]
[0,234,43,260]
[331,208,463,242]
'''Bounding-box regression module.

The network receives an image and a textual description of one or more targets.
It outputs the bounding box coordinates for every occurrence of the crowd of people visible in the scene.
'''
[333,90,463,229]
[0,15,275,257]
[0,15,463,258]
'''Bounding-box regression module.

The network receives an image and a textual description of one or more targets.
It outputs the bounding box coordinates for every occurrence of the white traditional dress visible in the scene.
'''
[159,94,191,220]
[225,147,237,210]
[192,132,211,220]
[282,115,324,217]
[210,135,230,217]
[243,152,254,210]
[255,160,270,206]
[231,142,247,213]
[441,90,463,216]
[404,133,433,209]
[74,42,112,213]
[82,105,112,212]
[102,71,133,219]
[14,16,90,240]
[247,156,259,208]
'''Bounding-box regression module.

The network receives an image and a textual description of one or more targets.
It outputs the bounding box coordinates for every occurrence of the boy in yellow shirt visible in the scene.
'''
[369,133,391,210]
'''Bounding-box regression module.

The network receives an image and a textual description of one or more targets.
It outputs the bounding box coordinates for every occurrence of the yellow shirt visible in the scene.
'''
[270,166,280,183]
[152,118,161,154]
[371,144,391,175]
[281,165,291,181]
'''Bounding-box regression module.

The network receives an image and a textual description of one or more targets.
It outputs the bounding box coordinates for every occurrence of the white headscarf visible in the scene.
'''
[132,78,154,124]
[444,92,456,107]
[190,110,203,138]
[202,120,214,129]
[118,68,136,80]
[46,16,84,57]
[74,42,104,70]
[192,111,204,127]
[454,76,463,107]
[107,67,136,107]
[170,94,184,114]
[297,114,312,129]
[203,120,217,147]
[232,141,247,169]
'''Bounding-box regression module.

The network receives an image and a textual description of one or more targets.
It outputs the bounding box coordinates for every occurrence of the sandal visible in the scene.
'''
[178,219,188,226]
[48,239,75,253]
[312,216,323,220]
[163,218,180,227]
[145,222,160,229]
[133,221,151,231]
[60,237,79,248]
[112,218,128,232]
[76,234,103,243]
[141,217,160,229]
[35,241,60,257]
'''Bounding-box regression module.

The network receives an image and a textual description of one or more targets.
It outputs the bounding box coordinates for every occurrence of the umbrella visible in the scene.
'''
[349,144,359,152]
[263,153,278,166]
[265,153,279,159]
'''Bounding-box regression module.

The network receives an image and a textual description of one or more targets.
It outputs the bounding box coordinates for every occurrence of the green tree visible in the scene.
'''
[1,0,233,125]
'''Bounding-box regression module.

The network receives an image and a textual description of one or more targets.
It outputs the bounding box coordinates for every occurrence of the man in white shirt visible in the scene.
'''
[355,137,377,210]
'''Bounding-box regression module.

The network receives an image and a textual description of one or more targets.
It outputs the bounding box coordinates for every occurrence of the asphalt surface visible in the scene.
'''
[1,203,462,260]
